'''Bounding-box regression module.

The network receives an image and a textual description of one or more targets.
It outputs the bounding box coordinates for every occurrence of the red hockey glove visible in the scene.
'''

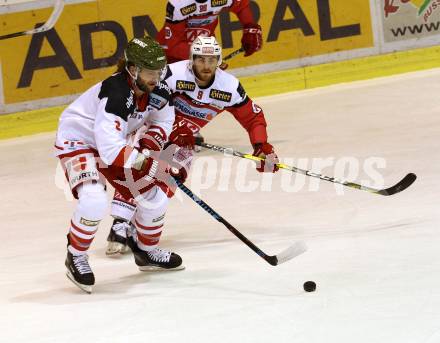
[155,145,192,197]
[168,144,192,184]
[136,129,168,183]
[241,23,263,57]
[139,129,166,153]
[132,151,161,182]
[252,142,279,173]
[169,123,195,149]
[169,166,188,184]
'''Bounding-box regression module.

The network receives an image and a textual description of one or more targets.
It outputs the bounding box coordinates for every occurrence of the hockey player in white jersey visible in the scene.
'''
[55,36,184,294]
[106,36,279,255]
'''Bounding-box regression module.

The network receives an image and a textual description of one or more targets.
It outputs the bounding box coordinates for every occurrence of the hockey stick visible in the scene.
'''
[197,141,417,196]
[0,0,65,40]
[175,179,307,266]
[223,47,245,61]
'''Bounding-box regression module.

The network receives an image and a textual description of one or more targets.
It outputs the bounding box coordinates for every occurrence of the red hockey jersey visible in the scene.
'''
[157,0,254,63]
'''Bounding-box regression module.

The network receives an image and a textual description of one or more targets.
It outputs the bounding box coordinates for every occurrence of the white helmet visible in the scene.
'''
[190,36,222,66]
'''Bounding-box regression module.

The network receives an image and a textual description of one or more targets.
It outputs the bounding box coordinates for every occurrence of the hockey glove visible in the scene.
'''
[252,142,279,173]
[241,23,263,57]
[169,166,188,184]
[139,128,166,153]
[132,151,161,182]
[169,122,196,149]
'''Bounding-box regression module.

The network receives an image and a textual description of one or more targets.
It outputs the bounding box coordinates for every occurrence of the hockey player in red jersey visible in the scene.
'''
[106,36,278,256]
[55,36,185,293]
[156,0,262,64]
[156,1,262,157]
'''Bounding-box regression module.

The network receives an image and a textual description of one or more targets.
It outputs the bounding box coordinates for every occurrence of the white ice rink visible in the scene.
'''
[1,68,439,343]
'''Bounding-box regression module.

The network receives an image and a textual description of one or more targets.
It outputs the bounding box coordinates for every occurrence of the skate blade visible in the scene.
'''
[138,265,185,272]
[66,271,93,294]
[105,242,129,256]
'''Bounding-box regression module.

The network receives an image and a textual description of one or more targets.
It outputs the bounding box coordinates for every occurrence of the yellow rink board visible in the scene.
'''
[1,44,440,140]
[0,0,373,105]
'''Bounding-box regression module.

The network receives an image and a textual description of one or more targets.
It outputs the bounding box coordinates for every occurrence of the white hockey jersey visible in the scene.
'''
[163,60,268,144]
[54,73,174,168]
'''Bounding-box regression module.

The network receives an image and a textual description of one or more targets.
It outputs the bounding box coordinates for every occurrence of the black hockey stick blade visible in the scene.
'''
[377,173,417,196]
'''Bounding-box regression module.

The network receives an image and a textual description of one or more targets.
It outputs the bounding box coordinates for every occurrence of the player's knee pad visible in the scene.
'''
[135,186,168,227]
[75,182,108,223]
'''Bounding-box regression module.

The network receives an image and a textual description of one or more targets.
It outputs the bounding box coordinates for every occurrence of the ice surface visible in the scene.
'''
[1,69,439,343]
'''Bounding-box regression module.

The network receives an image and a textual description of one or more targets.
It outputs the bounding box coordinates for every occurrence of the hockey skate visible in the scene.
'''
[127,234,184,271]
[105,219,131,255]
[65,251,95,294]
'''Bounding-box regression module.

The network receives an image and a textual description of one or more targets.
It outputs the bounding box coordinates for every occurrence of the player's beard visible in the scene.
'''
[194,68,215,83]
[136,78,156,93]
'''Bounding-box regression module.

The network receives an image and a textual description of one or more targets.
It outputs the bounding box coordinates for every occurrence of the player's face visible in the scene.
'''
[193,55,218,83]
[136,68,162,92]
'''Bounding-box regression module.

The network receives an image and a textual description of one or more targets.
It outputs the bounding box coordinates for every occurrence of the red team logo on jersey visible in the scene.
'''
[72,156,87,172]
[186,28,210,42]
[252,103,262,114]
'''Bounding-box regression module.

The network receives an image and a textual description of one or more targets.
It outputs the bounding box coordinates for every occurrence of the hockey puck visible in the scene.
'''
[303,281,316,292]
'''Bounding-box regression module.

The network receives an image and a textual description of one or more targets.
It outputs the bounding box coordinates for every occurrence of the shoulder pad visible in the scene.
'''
[163,65,173,81]
[168,0,196,20]
[166,2,175,19]
[98,73,135,121]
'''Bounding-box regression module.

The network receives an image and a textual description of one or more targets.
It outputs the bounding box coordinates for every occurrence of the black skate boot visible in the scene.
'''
[65,251,95,294]
[127,235,184,271]
[105,218,131,255]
